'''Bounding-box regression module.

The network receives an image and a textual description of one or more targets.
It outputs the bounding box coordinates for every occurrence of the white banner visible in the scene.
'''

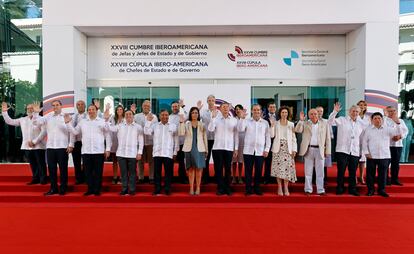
[87,36,345,80]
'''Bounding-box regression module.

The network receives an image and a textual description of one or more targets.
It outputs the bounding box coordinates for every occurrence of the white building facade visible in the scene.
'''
[42,0,399,117]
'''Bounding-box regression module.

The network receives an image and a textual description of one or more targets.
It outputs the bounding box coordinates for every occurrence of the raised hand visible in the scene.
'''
[179,113,186,123]
[391,112,400,124]
[299,111,306,121]
[146,112,154,122]
[93,99,100,110]
[334,102,342,112]
[178,99,184,108]
[64,113,72,124]
[103,107,111,121]
[197,100,203,110]
[32,101,41,113]
[130,103,137,112]
[1,102,8,112]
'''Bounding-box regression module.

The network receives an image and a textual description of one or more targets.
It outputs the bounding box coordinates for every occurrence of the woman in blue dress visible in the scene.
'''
[178,107,208,195]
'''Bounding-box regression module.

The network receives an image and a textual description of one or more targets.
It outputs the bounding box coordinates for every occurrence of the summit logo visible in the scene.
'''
[283,50,299,66]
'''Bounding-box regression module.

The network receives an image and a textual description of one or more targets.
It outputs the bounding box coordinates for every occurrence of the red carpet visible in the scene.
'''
[0,163,414,253]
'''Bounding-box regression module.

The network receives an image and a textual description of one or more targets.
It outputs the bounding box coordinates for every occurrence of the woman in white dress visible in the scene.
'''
[110,105,125,184]
[270,106,297,196]
[357,100,370,185]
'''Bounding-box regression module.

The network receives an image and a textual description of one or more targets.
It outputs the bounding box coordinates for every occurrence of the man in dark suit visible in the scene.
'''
[263,101,277,184]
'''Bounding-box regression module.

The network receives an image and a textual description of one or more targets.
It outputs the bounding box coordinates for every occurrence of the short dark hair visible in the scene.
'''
[371,112,383,119]
[51,100,62,106]
[188,107,201,121]
[88,103,98,111]
[267,101,276,108]
[171,101,179,106]
[234,104,243,110]
[277,106,291,119]
[160,109,169,114]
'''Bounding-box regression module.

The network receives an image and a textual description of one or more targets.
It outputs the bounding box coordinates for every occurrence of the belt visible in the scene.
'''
[309,145,319,148]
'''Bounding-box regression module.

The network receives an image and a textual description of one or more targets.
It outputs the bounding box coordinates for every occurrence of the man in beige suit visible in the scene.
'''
[295,108,331,195]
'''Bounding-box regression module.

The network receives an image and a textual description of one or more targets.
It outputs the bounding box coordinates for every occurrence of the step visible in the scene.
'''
[0,182,412,194]
[0,191,413,204]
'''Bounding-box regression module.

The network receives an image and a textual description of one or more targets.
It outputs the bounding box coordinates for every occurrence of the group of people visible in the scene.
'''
[1,95,408,198]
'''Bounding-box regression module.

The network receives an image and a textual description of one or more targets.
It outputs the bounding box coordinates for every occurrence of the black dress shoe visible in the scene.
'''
[152,190,161,196]
[386,179,392,186]
[226,190,233,196]
[40,180,48,185]
[245,190,253,196]
[254,189,263,196]
[165,190,172,196]
[366,191,374,196]
[378,191,389,198]
[336,189,345,195]
[137,179,144,184]
[349,191,360,196]
[75,180,85,185]
[391,180,403,186]
[305,192,312,196]
[129,191,136,196]
[120,190,128,196]
[44,190,58,196]
[216,190,225,196]
[84,191,94,196]
[59,190,66,196]
[27,180,40,185]
[94,192,101,196]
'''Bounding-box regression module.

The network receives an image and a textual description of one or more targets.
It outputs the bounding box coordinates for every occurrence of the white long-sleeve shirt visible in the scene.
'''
[33,113,74,149]
[384,116,408,147]
[72,112,88,142]
[362,123,402,159]
[66,117,111,154]
[107,121,144,158]
[134,112,158,146]
[200,108,221,140]
[208,114,239,152]
[328,111,365,156]
[238,118,271,155]
[2,111,46,150]
[144,121,179,159]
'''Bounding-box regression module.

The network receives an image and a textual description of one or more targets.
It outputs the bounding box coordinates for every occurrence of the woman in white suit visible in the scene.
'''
[270,106,297,196]
[178,107,208,195]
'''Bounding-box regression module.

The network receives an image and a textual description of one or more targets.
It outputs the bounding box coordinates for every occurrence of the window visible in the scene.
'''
[405,71,414,84]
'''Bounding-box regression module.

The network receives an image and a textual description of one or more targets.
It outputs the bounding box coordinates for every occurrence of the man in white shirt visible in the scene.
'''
[328,103,365,196]
[65,104,111,196]
[106,110,144,196]
[362,112,403,197]
[263,102,277,184]
[238,104,271,195]
[169,100,187,184]
[385,106,408,186]
[2,102,47,185]
[199,94,220,184]
[144,109,179,195]
[135,100,158,184]
[295,109,331,195]
[71,100,87,185]
[208,102,239,196]
[33,100,74,196]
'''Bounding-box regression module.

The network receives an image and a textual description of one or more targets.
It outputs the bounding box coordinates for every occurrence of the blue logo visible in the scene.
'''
[283,50,299,66]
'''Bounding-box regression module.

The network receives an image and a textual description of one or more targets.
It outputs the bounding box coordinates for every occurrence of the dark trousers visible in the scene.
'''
[118,157,137,193]
[336,152,359,193]
[366,158,390,194]
[263,138,274,183]
[82,154,105,194]
[389,147,402,183]
[25,149,47,182]
[212,150,233,193]
[72,141,85,183]
[203,140,214,182]
[243,154,264,192]
[176,145,186,181]
[154,156,174,192]
[46,148,68,192]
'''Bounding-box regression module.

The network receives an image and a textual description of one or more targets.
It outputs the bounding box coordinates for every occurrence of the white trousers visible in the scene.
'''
[304,147,325,194]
